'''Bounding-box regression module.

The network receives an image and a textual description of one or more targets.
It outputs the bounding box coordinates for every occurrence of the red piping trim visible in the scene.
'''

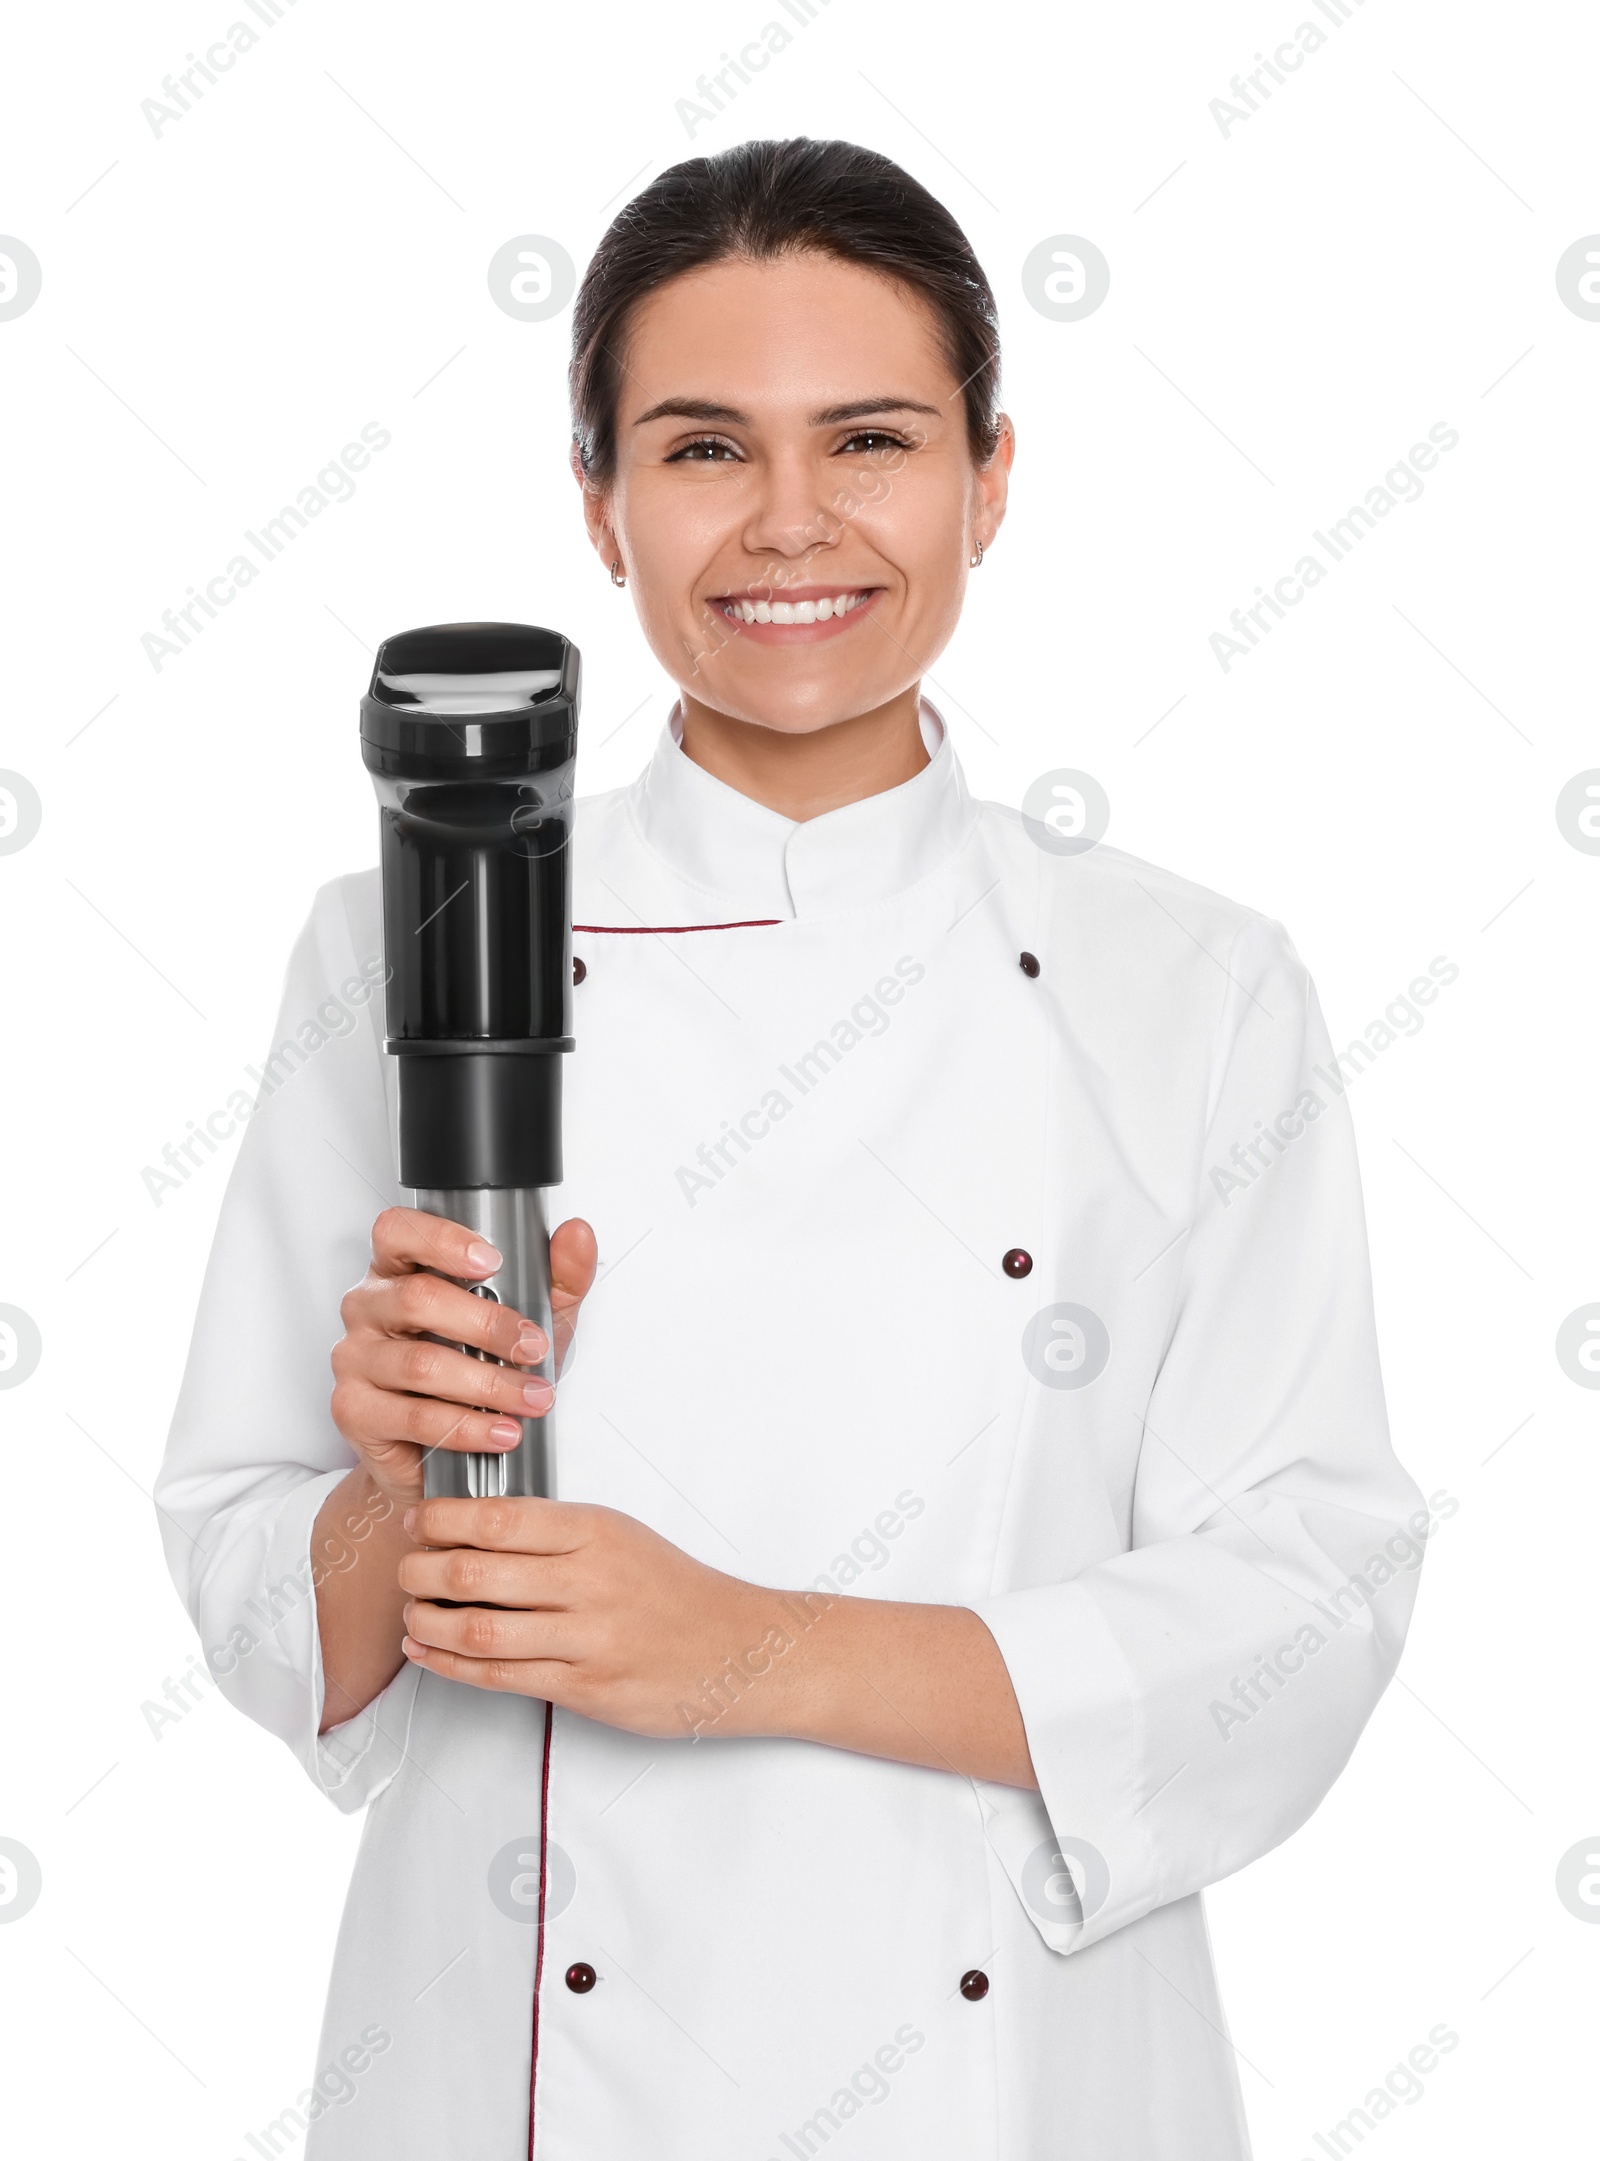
[527,1698,554,2160]
[572,919,781,934]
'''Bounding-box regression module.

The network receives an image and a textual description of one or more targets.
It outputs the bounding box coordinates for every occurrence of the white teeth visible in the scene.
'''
[720,590,872,623]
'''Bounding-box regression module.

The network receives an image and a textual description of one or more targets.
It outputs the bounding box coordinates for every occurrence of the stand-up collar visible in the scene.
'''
[626,699,975,920]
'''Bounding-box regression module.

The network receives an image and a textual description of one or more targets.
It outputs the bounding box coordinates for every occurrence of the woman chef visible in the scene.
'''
[157,138,1429,2160]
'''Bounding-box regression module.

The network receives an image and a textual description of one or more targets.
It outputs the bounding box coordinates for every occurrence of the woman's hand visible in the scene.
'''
[313,1206,596,1735]
[397,1498,771,1738]
[329,1206,598,1507]
[396,1496,1039,1788]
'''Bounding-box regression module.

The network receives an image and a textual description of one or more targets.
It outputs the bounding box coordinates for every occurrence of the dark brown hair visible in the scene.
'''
[569,137,1002,485]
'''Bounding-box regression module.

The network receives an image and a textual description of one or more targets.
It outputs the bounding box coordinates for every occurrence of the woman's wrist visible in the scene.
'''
[312,1467,417,1734]
[727,1586,1037,1791]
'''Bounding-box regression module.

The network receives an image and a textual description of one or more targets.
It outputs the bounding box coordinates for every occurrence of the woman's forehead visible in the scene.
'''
[616,255,954,413]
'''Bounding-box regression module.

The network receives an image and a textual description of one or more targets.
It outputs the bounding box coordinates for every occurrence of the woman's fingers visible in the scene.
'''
[328,1207,582,1507]
[407,1495,593,1556]
[369,1204,501,1284]
[549,1217,598,1308]
[397,1542,567,1606]
[344,1244,549,1364]
[401,1578,581,1695]
[362,1336,555,1421]
[382,1266,548,1364]
[399,1641,574,1697]
[549,1217,598,1373]
[331,1374,527,1457]
[402,1598,576,1662]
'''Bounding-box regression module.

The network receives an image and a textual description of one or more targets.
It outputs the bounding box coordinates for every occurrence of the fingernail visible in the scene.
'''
[489,1419,522,1445]
[466,1239,502,1272]
[514,1329,546,1364]
[401,1636,424,1660]
[402,1506,417,1535]
[522,1379,555,1410]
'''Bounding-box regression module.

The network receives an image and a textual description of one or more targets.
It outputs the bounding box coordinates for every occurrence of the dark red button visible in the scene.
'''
[1019,951,1040,978]
[1002,1248,1033,1279]
[572,957,587,985]
[959,1969,990,2001]
[565,1962,596,1993]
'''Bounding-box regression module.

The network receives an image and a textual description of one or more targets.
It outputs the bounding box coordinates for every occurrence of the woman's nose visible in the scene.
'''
[739,451,842,568]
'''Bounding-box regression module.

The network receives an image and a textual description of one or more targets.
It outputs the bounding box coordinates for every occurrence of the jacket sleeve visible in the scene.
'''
[152,874,422,1811]
[970,914,1430,1952]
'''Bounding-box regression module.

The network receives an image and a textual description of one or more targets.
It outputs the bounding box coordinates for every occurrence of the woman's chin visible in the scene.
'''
[681,679,914,736]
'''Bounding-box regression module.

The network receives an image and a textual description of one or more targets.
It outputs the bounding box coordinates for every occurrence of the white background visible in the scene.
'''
[1,1,1595,2154]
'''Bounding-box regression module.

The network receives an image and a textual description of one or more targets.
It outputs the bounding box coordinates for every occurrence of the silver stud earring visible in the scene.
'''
[969,538,985,568]
[610,558,626,587]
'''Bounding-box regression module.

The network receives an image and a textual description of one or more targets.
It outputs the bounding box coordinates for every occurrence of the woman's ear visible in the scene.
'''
[972,414,1015,552]
[571,446,617,569]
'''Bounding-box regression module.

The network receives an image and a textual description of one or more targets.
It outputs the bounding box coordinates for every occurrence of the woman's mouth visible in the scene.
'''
[712,585,883,644]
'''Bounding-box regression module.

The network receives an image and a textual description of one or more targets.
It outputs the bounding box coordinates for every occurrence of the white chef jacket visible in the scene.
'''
[156,701,1426,2160]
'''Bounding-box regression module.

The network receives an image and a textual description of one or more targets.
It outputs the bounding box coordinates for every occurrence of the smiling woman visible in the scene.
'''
[157,136,1424,2161]
[563,143,1011,811]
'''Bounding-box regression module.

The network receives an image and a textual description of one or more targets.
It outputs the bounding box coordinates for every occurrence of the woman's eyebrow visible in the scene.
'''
[633,397,748,427]
[632,395,941,427]
[810,397,940,424]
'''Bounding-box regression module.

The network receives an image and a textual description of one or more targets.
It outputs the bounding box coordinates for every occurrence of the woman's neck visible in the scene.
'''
[676,685,930,823]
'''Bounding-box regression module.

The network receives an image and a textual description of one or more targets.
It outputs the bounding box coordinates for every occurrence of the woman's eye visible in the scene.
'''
[666,436,741,463]
[839,430,911,456]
